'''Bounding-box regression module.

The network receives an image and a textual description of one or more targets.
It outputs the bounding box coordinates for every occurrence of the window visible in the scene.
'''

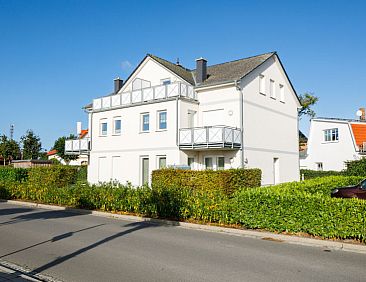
[205,157,213,170]
[158,156,166,169]
[217,157,225,170]
[100,119,107,136]
[161,78,171,85]
[141,157,149,185]
[324,128,339,142]
[141,113,150,132]
[188,157,194,169]
[270,79,275,99]
[316,162,323,171]
[113,117,121,135]
[158,111,167,130]
[279,84,285,102]
[259,74,265,94]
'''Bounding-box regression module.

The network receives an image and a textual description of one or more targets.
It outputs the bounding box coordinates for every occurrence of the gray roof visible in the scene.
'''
[191,52,275,87]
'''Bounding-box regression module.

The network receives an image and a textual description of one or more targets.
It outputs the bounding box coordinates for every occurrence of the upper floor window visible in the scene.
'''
[113,117,121,135]
[141,113,150,132]
[100,119,107,136]
[259,74,265,95]
[161,78,171,85]
[279,84,285,102]
[270,79,275,99]
[158,110,167,130]
[324,128,339,142]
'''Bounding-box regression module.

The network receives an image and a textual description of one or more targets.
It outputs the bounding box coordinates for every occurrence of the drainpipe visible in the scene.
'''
[176,96,179,146]
[235,80,245,168]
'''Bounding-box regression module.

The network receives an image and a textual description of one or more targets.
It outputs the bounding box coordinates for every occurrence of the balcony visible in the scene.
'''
[92,82,196,111]
[359,142,366,155]
[179,126,241,150]
[65,138,90,155]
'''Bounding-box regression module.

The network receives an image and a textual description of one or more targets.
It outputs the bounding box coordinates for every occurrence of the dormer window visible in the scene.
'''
[161,78,171,85]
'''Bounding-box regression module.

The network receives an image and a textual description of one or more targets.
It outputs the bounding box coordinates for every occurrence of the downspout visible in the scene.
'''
[235,80,245,168]
[176,96,179,146]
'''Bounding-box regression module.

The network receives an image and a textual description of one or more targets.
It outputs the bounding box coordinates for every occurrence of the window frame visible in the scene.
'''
[157,155,167,169]
[157,110,167,131]
[161,78,171,85]
[259,74,265,95]
[270,79,276,99]
[279,84,285,103]
[100,119,108,136]
[140,113,150,133]
[113,117,121,135]
[323,128,339,142]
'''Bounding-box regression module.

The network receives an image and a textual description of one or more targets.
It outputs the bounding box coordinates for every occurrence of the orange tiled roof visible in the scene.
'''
[351,124,366,146]
[47,149,57,156]
[79,129,88,139]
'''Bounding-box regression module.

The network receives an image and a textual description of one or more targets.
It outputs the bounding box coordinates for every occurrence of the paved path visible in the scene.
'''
[0,202,365,282]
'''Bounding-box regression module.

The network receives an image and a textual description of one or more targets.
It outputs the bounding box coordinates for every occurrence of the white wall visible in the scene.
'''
[240,56,300,185]
[300,119,359,171]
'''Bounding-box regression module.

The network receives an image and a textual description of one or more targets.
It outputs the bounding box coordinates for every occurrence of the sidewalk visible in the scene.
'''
[0,264,41,282]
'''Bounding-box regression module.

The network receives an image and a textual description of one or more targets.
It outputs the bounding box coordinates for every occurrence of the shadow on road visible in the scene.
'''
[30,221,157,276]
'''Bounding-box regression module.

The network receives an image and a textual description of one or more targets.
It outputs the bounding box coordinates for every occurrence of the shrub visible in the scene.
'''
[300,169,344,180]
[0,167,28,184]
[345,158,366,176]
[151,168,261,195]
[27,166,79,188]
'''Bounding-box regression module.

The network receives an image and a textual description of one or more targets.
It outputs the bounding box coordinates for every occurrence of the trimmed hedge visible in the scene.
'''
[1,175,365,242]
[300,169,344,180]
[27,166,79,188]
[345,158,366,176]
[0,167,28,184]
[151,168,261,195]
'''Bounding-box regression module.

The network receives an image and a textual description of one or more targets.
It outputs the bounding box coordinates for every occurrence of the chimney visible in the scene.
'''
[76,122,82,136]
[114,77,124,94]
[196,57,207,84]
[359,108,366,121]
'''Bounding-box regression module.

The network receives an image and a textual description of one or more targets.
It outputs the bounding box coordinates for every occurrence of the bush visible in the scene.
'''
[27,166,79,188]
[151,168,261,195]
[300,169,344,180]
[0,167,28,184]
[345,158,366,176]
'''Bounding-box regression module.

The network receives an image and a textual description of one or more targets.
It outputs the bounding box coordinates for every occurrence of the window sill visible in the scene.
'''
[99,135,108,137]
[139,131,150,134]
[270,96,276,100]
[280,100,285,104]
[259,92,266,96]
[156,129,167,132]
[321,140,339,144]
[112,133,121,136]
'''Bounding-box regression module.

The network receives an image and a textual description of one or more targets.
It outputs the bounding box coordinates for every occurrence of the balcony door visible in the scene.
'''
[202,109,224,127]
[187,110,196,128]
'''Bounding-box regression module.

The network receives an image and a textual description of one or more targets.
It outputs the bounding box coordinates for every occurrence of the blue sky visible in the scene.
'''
[0,0,365,150]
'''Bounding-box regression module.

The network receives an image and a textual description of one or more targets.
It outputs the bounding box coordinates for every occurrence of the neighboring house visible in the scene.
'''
[12,159,52,168]
[51,129,89,165]
[66,52,301,186]
[300,115,366,171]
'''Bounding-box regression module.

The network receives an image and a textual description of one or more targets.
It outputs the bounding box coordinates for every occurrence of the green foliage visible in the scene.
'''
[0,135,21,164]
[345,158,366,176]
[0,171,365,242]
[298,92,319,119]
[0,167,28,184]
[21,130,42,159]
[27,166,79,188]
[151,168,261,195]
[300,169,345,180]
[52,135,78,162]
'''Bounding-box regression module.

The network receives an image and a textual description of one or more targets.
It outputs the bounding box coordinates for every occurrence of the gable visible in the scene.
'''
[350,123,366,146]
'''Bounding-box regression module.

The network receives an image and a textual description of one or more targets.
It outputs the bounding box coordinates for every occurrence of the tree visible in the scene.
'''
[52,134,78,164]
[0,135,21,165]
[21,130,42,160]
[298,92,319,119]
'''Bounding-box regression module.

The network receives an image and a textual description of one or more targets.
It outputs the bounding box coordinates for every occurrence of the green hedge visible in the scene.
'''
[27,166,79,188]
[151,168,261,195]
[300,169,344,180]
[1,175,365,242]
[345,158,366,176]
[0,167,28,184]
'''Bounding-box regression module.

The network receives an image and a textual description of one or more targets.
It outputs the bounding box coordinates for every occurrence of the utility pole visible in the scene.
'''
[10,124,14,140]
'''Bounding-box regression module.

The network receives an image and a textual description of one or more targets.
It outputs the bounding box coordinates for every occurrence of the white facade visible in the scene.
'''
[69,53,301,186]
[300,118,366,171]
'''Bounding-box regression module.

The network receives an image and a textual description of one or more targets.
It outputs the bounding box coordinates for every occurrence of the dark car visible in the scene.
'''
[331,179,366,199]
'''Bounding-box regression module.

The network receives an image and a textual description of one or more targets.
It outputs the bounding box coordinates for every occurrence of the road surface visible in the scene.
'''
[0,202,365,282]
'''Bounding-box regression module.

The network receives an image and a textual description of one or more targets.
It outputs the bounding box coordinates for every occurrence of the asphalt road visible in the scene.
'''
[0,202,365,282]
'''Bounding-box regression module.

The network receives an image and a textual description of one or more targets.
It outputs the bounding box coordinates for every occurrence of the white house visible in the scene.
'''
[66,52,301,186]
[300,114,366,171]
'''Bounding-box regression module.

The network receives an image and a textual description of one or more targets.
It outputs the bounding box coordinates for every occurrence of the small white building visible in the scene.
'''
[300,116,366,171]
[66,52,301,186]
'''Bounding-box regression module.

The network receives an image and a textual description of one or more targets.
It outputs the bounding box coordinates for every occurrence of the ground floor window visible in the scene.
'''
[316,162,323,171]
[204,156,224,170]
[217,157,225,170]
[205,157,213,170]
[141,157,149,185]
[188,157,194,169]
[158,156,166,169]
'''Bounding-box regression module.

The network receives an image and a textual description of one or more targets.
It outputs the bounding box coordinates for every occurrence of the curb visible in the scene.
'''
[3,199,366,254]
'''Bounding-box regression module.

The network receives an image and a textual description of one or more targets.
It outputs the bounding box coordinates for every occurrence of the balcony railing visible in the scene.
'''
[179,126,241,149]
[93,82,196,111]
[65,138,90,155]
